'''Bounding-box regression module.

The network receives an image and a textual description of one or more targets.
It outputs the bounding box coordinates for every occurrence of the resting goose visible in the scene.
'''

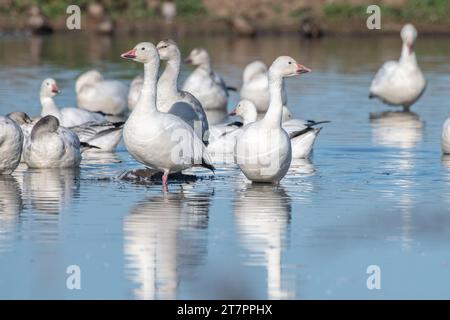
[240,60,287,113]
[120,42,214,192]
[182,48,232,112]
[76,70,128,115]
[235,56,311,183]
[369,24,426,111]
[23,115,85,168]
[0,115,23,174]
[156,39,209,143]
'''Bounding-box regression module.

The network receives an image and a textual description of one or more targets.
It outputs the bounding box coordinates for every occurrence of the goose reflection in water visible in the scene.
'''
[0,175,23,253]
[124,187,212,300]
[370,111,424,149]
[233,184,294,299]
[20,168,80,215]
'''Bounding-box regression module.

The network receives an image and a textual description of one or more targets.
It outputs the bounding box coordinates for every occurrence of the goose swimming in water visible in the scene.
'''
[120,42,214,192]
[369,24,426,111]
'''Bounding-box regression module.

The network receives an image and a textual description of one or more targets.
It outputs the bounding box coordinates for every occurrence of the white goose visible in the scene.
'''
[211,100,325,159]
[235,56,311,183]
[240,60,287,113]
[40,78,106,127]
[369,24,426,111]
[9,111,123,154]
[442,118,450,155]
[156,39,209,142]
[120,42,214,192]
[128,74,143,111]
[76,70,128,115]
[182,48,233,112]
[0,115,23,174]
[23,115,84,168]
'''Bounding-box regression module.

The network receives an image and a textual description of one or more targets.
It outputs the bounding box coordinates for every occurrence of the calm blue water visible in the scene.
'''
[1,34,450,299]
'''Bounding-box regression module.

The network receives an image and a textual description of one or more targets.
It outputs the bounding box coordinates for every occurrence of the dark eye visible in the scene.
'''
[288,61,292,64]
[141,47,145,51]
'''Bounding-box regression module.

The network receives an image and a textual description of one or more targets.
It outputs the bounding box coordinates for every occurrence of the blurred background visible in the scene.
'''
[0,0,449,37]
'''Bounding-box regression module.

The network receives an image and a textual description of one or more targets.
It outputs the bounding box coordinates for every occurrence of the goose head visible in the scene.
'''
[156,39,180,61]
[40,78,61,98]
[243,60,268,83]
[229,99,258,123]
[184,48,209,66]
[31,115,59,140]
[7,111,32,125]
[269,56,311,79]
[401,24,417,55]
[121,42,158,65]
[75,70,103,93]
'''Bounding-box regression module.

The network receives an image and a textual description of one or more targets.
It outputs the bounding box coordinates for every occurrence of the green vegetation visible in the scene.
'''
[323,0,449,22]
[0,0,206,19]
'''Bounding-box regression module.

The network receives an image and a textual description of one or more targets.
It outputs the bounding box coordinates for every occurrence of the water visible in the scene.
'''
[1,34,450,299]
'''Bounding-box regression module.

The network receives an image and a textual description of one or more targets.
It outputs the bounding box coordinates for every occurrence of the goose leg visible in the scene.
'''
[162,170,169,192]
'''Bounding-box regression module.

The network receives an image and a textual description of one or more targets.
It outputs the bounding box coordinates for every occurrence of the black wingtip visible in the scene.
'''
[226,86,238,92]
[201,160,215,174]
[113,121,125,128]
[80,142,100,149]
[369,93,374,99]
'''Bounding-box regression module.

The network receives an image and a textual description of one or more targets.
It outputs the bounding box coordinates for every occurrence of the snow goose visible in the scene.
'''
[182,48,233,112]
[120,42,215,192]
[9,111,122,153]
[235,56,311,183]
[128,74,143,111]
[76,69,128,115]
[0,115,23,174]
[369,24,426,111]
[23,115,87,168]
[156,39,209,143]
[223,100,325,159]
[40,78,106,127]
[240,60,287,113]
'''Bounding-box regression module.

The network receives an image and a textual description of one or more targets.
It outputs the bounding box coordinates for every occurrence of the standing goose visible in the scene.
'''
[23,115,84,169]
[182,48,232,112]
[369,24,426,111]
[0,115,23,174]
[235,56,311,183]
[156,39,209,143]
[76,70,128,115]
[120,42,214,192]
[240,60,287,113]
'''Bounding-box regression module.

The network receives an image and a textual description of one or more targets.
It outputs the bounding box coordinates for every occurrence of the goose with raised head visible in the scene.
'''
[235,56,311,183]
[182,48,232,112]
[76,69,128,115]
[23,115,85,168]
[40,78,106,127]
[240,60,287,113]
[0,115,23,174]
[156,39,209,143]
[369,24,426,111]
[120,42,214,192]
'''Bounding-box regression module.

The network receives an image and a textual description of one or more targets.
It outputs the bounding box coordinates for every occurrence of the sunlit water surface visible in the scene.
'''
[1,34,450,299]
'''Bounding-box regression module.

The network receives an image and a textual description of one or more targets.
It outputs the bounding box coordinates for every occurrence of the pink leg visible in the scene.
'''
[162,171,169,192]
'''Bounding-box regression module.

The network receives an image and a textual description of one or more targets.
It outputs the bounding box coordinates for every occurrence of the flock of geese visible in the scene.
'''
[0,23,444,191]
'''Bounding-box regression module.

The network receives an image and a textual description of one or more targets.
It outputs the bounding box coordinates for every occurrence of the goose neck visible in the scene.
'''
[158,57,180,97]
[40,96,61,119]
[263,73,283,128]
[134,61,159,114]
